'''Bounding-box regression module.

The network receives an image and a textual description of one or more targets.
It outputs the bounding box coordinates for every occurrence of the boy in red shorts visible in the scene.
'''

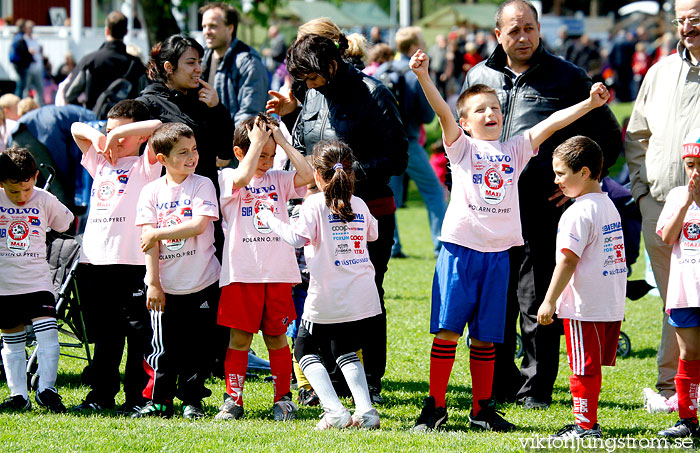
[216,114,313,421]
[538,136,627,438]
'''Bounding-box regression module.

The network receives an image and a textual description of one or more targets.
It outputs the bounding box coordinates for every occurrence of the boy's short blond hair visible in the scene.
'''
[456,84,498,120]
[395,26,423,55]
[17,98,39,117]
[0,93,20,110]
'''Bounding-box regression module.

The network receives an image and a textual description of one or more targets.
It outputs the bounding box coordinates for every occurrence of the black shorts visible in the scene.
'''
[294,317,368,362]
[0,291,56,330]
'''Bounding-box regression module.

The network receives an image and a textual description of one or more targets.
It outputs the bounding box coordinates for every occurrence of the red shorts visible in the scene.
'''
[218,282,295,336]
[564,319,621,376]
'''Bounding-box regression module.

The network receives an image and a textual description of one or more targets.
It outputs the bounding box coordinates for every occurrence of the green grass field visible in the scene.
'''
[2,102,694,451]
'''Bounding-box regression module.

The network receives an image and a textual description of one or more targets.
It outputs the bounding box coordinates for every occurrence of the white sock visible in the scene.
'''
[298,354,344,413]
[336,352,373,413]
[32,319,59,392]
[1,331,28,399]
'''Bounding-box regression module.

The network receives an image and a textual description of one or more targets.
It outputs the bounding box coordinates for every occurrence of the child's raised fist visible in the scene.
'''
[589,82,610,108]
[410,49,430,76]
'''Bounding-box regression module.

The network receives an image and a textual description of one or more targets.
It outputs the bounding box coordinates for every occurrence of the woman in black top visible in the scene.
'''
[137,35,233,189]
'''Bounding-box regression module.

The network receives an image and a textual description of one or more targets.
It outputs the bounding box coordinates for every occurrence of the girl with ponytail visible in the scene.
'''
[258,139,382,430]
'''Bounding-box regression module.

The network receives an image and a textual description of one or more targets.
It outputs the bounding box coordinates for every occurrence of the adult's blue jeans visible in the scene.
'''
[390,139,446,255]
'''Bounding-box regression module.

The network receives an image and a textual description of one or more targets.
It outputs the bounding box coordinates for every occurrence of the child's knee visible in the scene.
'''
[469,337,493,348]
[436,329,461,343]
[262,333,288,350]
[229,328,253,350]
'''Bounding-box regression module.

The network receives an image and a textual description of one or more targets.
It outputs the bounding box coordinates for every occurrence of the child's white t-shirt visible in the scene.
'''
[0,187,74,296]
[656,186,700,312]
[441,131,536,252]
[135,174,220,294]
[292,193,381,324]
[555,193,626,321]
[218,168,304,285]
[80,146,162,265]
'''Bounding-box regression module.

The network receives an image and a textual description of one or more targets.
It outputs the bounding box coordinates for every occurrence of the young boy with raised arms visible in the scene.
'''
[215,113,313,421]
[408,48,609,432]
[70,99,161,414]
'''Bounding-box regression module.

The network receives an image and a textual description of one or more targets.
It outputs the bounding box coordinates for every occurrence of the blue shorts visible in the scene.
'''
[669,308,700,328]
[430,242,509,342]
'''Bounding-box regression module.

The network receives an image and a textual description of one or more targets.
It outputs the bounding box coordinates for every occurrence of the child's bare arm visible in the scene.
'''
[141,215,215,252]
[71,122,106,156]
[143,225,165,312]
[231,118,271,188]
[529,82,609,150]
[270,124,314,187]
[660,171,700,244]
[410,49,461,146]
[537,249,580,325]
[105,119,162,165]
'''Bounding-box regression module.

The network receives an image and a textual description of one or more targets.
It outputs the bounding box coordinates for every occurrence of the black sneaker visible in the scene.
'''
[131,400,174,418]
[298,387,320,407]
[72,400,112,413]
[469,398,515,432]
[519,396,550,410]
[115,401,144,416]
[35,388,67,413]
[0,395,32,411]
[659,418,700,438]
[214,393,244,420]
[413,396,448,431]
[368,386,384,405]
[183,403,205,420]
[552,423,602,439]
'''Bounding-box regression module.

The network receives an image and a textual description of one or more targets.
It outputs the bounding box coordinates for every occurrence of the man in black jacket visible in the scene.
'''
[64,11,145,112]
[461,0,621,409]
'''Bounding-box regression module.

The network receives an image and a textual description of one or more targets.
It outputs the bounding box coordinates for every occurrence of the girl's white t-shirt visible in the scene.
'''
[293,193,381,324]
[555,193,627,321]
[80,146,162,265]
[657,186,700,312]
[135,174,220,294]
[0,187,74,295]
[218,168,304,285]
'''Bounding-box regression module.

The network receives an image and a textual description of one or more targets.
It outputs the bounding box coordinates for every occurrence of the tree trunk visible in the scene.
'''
[139,0,181,49]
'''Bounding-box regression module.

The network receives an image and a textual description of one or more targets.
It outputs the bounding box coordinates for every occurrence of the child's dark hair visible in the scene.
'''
[233,113,279,154]
[107,99,150,123]
[0,146,38,182]
[456,84,498,120]
[149,122,195,157]
[313,140,355,223]
[287,34,345,83]
[553,135,604,181]
[147,35,204,84]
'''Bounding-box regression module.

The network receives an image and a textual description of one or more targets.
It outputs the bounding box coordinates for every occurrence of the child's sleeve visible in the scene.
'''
[293,200,319,245]
[141,144,163,181]
[518,131,538,168]
[367,213,379,242]
[556,208,590,258]
[656,188,681,237]
[278,170,307,201]
[46,193,74,233]
[135,184,157,227]
[218,168,240,207]
[193,178,219,220]
[443,131,469,165]
[79,144,100,178]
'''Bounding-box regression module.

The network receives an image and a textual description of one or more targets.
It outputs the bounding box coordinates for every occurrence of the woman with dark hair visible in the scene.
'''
[137,35,233,188]
[282,33,408,403]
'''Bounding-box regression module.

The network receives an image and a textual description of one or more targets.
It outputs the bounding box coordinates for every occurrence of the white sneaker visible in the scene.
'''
[643,388,671,413]
[316,407,353,430]
[352,408,380,429]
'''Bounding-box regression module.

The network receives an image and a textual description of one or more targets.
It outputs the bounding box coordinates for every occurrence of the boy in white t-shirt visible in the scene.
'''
[70,100,162,414]
[537,136,626,439]
[409,49,610,432]
[656,130,700,438]
[0,147,74,412]
[215,114,313,422]
[133,122,221,420]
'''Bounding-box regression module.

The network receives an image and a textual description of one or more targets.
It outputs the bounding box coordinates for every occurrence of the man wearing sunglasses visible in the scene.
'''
[625,0,700,414]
